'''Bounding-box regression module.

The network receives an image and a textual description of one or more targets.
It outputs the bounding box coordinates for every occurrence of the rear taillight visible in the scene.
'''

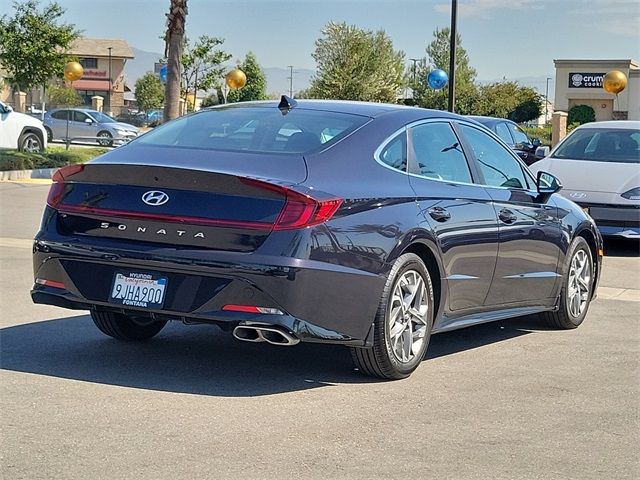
[47,164,84,208]
[242,178,342,230]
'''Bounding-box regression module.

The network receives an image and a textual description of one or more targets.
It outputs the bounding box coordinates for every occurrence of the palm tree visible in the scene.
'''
[163,0,188,122]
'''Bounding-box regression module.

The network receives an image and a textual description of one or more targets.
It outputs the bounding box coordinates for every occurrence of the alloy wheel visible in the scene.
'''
[22,135,42,153]
[567,249,591,318]
[388,269,429,363]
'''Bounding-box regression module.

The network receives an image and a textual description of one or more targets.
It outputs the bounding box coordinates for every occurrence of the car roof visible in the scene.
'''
[575,120,640,130]
[467,115,514,125]
[204,99,464,121]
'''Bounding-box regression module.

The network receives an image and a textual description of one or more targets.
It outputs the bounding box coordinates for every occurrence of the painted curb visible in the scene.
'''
[0,168,58,181]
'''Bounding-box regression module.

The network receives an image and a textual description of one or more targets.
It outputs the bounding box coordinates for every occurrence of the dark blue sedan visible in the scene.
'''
[31,98,603,379]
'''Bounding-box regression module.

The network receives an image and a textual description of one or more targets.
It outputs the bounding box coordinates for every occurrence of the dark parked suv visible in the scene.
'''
[470,116,543,165]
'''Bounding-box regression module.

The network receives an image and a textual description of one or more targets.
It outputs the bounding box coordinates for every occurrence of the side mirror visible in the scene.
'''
[3,105,13,113]
[537,171,562,199]
[531,138,541,147]
[84,118,93,124]
[535,146,550,158]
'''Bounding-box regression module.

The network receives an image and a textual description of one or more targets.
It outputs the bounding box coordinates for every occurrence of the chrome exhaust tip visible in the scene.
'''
[232,324,300,346]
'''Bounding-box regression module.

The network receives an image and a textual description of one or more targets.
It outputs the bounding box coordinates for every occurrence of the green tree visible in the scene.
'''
[568,104,595,125]
[308,22,405,103]
[0,0,79,91]
[181,35,231,110]
[474,81,542,122]
[163,0,188,121]
[135,72,164,112]
[413,27,478,113]
[200,92,219,108]
[227,52,267,102]
[46,85,82,107]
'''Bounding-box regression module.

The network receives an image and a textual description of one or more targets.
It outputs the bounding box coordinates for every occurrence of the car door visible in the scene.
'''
[406,120,500,311]
[71,111,96,141]
[458,123,562,306]
[49,110,70,139]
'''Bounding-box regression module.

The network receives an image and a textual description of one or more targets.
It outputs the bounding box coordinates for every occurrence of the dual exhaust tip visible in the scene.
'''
[233,324,300,346]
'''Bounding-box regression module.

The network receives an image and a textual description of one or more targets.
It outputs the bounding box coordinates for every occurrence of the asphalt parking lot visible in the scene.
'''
[1,181,638,480]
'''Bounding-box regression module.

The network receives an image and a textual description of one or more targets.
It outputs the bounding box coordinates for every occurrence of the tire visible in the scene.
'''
[543,236,594,329]
[18,131,43,153]
[91,310,167,340]
[97,130,113,147]
[350,253,434,380]
[44,127,53,143]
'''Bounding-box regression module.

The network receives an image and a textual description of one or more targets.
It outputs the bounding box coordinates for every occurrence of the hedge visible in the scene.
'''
[0,146,108,171]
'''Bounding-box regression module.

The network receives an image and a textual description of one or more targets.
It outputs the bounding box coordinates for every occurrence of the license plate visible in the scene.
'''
[109,272,168,309]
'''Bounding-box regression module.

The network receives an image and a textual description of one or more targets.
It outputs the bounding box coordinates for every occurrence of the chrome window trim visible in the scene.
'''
[373,126,409,175]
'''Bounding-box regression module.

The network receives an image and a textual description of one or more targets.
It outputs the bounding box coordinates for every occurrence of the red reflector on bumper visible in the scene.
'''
[222,304,283,315]
[35,278,66,289]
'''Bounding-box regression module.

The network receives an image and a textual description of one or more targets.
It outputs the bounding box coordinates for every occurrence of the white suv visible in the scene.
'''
[0,100,47,152]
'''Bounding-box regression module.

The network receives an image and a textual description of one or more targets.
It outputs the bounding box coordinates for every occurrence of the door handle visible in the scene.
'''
[498,208,517,224]
[428,206,451,222]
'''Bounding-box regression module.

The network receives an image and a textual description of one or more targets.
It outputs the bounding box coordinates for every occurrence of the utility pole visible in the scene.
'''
[447,0,458,112]
[107,46,112,112]
[409,58,420,87]
[545,77,552,125]
[287,65,294,97]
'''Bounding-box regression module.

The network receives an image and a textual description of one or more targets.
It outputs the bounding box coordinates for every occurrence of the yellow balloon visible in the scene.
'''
[64,61,84,82]
[225,68,247,90]
[603,70,627,94]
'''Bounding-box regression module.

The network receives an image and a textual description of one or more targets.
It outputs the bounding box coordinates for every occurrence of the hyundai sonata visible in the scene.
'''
[32,98,603,379]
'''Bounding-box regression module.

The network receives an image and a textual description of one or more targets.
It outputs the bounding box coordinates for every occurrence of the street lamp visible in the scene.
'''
[448,0,458,112]
[545,77,552,125]
[107,46,112,113]
[287,65,294,97]
[409,58,420,87]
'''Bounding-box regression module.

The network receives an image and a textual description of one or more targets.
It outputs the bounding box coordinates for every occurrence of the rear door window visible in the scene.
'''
[377,132,407,172]
[495,122,513,144]
[409,122,472,183]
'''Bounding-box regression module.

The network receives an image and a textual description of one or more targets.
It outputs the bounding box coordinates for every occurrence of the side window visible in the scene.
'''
[52,110,68,120]
[378,132,407,172]
[410,122,472,183]
[460,124,530,189]
[495,122,514,144]
[509,123,529,145]
[73,111,88,123]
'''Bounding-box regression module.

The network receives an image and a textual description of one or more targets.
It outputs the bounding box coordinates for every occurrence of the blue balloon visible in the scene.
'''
[159,65,168,83]
[427,69,448,90]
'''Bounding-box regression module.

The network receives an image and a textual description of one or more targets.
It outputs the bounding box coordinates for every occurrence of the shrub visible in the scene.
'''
[521,125,551,146]
[568,104,595,125]
[0,146,108,171]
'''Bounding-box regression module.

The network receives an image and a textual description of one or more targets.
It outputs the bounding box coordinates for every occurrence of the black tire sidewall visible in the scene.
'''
[44,127,52,142]
[562,237,593,327]
[380,254,434,376]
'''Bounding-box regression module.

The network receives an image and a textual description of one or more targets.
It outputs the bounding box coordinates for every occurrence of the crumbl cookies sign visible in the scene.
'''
[569,72,605,88]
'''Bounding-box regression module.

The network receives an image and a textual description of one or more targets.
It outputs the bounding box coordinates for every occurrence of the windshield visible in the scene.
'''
[89,111,116,123]
[136,105,370,154]
[552,127,640,164]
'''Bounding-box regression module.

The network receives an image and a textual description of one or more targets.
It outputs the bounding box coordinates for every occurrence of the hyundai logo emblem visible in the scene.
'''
[569,192,587,199]
[142,190,170,206]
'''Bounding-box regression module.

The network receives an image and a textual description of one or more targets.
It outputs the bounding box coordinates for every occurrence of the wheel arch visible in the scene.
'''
[390,231,446,323]
[19,126,44,146]
[575,225,600,298]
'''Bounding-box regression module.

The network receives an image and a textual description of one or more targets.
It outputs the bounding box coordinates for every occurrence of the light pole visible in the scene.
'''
[545,77,551,125]
[287,65,294,97]
[447,0,458,112]
[409,58,419,87]
[107,46,112,112]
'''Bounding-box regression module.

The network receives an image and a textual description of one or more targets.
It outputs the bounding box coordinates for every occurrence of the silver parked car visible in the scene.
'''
[43,108,139,146]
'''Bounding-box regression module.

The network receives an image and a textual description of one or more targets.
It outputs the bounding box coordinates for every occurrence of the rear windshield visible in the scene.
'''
[136,105,370,154]
[552,128,640,163]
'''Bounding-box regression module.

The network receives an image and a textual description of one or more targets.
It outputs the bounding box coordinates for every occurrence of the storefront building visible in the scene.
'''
[68,37,134,115]
[554,59,639,122]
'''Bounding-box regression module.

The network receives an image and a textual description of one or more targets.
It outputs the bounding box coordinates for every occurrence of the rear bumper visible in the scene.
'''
[31,237,383,346]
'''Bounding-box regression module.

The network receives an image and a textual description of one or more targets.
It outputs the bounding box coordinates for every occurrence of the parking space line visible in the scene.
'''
[0,238,33,249]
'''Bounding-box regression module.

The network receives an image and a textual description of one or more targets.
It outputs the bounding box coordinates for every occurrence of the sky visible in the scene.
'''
[2,0,639,92]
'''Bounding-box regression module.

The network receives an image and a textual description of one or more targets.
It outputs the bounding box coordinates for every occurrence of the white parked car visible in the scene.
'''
[0,100,48,153]
[530,121,640,239]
